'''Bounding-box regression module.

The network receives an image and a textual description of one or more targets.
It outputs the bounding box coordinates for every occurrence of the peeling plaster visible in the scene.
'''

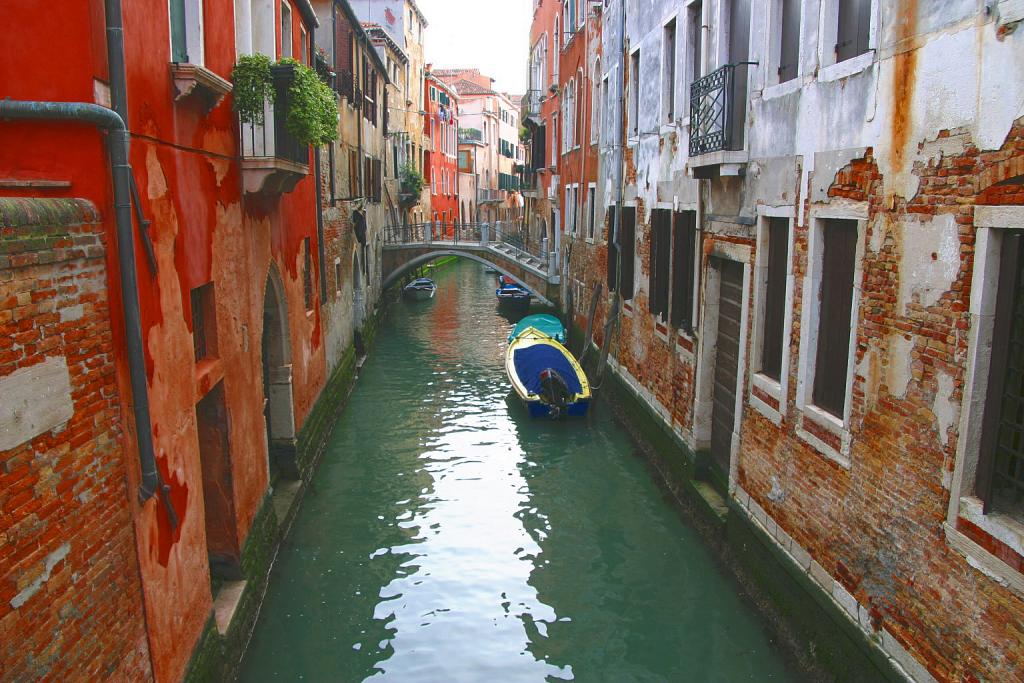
[888,334,915,400]
[10,543,71,609]
[897,213,959,313]
[933,371,958,447]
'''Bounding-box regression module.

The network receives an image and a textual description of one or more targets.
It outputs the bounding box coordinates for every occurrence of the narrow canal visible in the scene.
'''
[240,260,799,682]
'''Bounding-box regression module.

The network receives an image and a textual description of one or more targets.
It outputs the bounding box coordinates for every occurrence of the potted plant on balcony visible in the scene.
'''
[399,163,424,208]
[232,53,275,125]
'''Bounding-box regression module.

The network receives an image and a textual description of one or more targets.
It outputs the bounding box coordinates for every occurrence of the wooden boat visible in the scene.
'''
[508,314,566,345]
[505,327,590,418]
[404,277,436,300]
[496,275,531,306]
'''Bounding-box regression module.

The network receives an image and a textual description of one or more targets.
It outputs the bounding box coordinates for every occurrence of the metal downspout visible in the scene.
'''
[0,100,164,516]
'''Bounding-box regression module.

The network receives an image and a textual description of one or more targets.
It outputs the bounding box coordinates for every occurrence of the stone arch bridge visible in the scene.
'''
[382,222,561,306]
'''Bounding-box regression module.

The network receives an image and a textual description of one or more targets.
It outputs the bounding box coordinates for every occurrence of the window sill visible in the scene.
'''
[653,317,670,342]
[796,404,851,469]
[675,328,696,360]
[750,373,784,425]
[945,512,1024,598]
[818,51,875,83]
[171,62,232,112]
[660,123,676,136]
[958,496,1024,561]
[762,78,801,101]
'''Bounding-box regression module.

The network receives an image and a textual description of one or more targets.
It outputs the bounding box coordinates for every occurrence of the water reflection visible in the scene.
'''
[240,261,798,682]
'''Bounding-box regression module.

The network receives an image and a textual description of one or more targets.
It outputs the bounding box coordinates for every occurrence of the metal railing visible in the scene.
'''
[478,188,501,203]
[689,64,737,157]
[523,89,542,118]
[239,64,308,166]
[383,221,554,275]
[384,222,483,245]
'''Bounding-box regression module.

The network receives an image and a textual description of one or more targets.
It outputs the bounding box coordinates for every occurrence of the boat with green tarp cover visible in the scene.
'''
[508,314,566,344]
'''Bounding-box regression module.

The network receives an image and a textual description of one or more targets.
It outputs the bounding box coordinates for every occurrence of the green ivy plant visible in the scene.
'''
[231,55,339,146]
[279,58,339,146]
[399,163,424,197]
[231,54,274,125]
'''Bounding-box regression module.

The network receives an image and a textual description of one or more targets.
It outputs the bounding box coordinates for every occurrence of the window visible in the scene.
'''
[586,185,596,240]
[602,75,611,144]
[334,258,342,296]
[554,14,561,58]
[977,231,1024,516]
[190,282,217,361]
[169,0,204,65]
[349,149,360,197]
[592,61,602,144]
[686,2,703,108]
[551,113,559,167]
[649,209,671,319]
[619,206,636,299]
[281,2,292,59]
[300,26,307,63]
[606,208,618,291]
[663,19,676,122]
[835,0,871,63]
[671,210,697,330]
[776,0,800,83]
[759,217,790,381]
[303,237,314,311]
[629,50,640,137]
[812,219,858,417]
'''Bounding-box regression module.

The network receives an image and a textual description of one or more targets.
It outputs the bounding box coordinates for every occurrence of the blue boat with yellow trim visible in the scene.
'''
[505,326,590,418]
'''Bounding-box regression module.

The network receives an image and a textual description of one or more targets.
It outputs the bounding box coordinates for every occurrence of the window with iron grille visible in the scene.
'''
[303,237,314,311]
[190,282,217,361]
[978,230,1024,517]
[649,209,671,319]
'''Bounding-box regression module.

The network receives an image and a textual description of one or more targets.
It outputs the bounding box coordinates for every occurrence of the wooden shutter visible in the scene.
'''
[169,0,188,62]
[620,207,636,300]
[349,150,359,197]
[761,217,789,380]
[606,207,618,292]
[649,209,671,317]
[671,210,697,330]
[836,0,871,62]
[812,219,858,417]
[779,0,800,82]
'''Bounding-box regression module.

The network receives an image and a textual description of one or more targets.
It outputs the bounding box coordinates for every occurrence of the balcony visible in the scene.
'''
[688,63,749,178]
[240,64,309,195]
[522,89,542,122]
[459,127,484,144]
[478,188,501,203]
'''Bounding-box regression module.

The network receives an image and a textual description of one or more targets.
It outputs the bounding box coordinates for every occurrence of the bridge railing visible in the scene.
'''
[384,222,485,245]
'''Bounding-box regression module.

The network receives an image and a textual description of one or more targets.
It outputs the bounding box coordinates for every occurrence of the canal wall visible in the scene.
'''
[182,312,381,682]
[582,330,909,682]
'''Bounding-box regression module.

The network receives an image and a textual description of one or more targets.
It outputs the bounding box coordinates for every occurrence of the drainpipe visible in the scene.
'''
[0,100,163,516]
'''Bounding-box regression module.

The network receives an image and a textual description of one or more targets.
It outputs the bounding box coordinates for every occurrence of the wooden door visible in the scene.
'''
[711,259,743,478]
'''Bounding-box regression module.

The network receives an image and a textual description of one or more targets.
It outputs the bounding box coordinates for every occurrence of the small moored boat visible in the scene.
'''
[508,314,566,345]
[506,327,590,418]
[404,277,436,300]
[496,275,531,307]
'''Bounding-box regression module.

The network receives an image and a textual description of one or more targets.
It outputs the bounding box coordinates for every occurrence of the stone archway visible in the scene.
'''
[261,264,296,481]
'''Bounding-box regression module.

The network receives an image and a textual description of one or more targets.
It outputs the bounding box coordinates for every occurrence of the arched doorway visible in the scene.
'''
[261,265,295,481]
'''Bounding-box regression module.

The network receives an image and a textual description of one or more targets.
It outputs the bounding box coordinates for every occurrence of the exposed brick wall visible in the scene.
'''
[0,198,152,681]
[737,121,1024,681]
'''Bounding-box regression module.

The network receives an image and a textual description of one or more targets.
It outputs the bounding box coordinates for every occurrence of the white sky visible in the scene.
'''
[416,0,531,95]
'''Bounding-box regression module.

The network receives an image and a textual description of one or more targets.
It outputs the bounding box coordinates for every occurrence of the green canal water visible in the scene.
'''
[239,261,800,682]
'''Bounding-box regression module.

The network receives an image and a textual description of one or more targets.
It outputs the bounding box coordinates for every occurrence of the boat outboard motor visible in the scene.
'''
[538,368,572,418]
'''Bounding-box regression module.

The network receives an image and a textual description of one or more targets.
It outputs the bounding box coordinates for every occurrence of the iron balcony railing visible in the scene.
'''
[689,63,740,157]
[478,188,501,203]
[459,127,483,144]
[523,89,542,118]
[337,69,355,101]
[239,64,308,167]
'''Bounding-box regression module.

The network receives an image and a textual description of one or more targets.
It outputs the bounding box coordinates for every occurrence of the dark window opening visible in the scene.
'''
[836,0,871,63]
[606,207,618,292]
[671,210,697,331]
[649,209,672,318]
[303,237,314,311]
[629,51,641,135]
[812,219,858,418]
[620,206,636,300]
[190,282,217,361]
[978,231,1024,518]
[761,217,789,380]
[778,0,800,82]
[334,259,342,294]
[196,382,240,585]
[664,20,677,121]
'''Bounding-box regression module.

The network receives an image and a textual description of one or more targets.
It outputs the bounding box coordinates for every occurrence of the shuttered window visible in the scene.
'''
[170,0,188,63]
[761,217,789,381]
[303,237,313,311]
[836,0,871,63]
[620,207,636,300]
[649,209,671,318]
[977,231,1024,516]
[606,207,618,292]
[349,150,359,197]
[671,210,697,331]
[778,0,800,82]
[812,219,858,417]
